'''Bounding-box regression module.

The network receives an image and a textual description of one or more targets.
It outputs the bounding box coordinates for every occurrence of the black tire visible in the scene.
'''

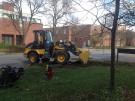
[28,52,39,64]
[54,52,69,64]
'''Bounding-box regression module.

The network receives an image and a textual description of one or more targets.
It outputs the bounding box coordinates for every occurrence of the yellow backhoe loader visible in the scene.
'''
[24,30,89,64]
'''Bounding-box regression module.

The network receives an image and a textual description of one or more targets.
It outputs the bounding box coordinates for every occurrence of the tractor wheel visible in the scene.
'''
[28,52,39,64]
[54,52,69,64]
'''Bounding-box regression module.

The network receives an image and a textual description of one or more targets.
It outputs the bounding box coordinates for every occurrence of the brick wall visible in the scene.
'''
[46,25,92,47]
[54,27,69,41]
[2,2,14,11]
[0,2,43,45]
[0,18,19,35]
[0,18,43,45]
[45,25,135,48]
[25,23,43,45]
[45,27,70,42]
[71,25,91,47]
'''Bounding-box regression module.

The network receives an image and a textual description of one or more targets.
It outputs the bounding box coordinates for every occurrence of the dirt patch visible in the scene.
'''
[122,87,135,101]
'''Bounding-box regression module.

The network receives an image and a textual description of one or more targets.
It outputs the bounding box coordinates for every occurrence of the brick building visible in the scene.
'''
[0,2,43,45]
[45,25,91,47]
[45,25,111,47]
[47,25,135,48]
[116,25,135,47]
[90,25,111,47]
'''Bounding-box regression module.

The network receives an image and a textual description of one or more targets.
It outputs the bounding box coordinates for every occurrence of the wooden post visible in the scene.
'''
[117,49,119,62]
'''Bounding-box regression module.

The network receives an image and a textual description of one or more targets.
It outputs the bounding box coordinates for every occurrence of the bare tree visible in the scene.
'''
[73,0,121,91]
[120,0,135,26]
[43,0,73,38]
[110,0,120,91]
[91,0,135,90]
[64,14,80,25]
[7,0,44,44]
[96,13,113,47]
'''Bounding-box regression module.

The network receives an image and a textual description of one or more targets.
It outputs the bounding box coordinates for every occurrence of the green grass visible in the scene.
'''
[0,43,24,53]
[0,62,135,101]
[0,43,11,49]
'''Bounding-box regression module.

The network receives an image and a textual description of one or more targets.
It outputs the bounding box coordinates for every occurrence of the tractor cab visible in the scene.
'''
[24,30,54,63]
[33,30,53,49]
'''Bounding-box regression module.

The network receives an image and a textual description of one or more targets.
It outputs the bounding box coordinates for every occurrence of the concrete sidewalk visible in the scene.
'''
[89,49,135,63]
[0,53,26,66]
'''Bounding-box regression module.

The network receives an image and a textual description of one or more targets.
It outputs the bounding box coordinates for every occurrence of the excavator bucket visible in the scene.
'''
[78,48,90,64]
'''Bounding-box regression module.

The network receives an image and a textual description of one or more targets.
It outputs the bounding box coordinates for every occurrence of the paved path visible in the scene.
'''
[90,49,135,63]
[0,49,135,68]
[0,53,26,67]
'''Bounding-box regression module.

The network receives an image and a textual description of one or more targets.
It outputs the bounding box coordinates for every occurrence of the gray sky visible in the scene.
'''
[0,0,103,26]
[1,0,135,31]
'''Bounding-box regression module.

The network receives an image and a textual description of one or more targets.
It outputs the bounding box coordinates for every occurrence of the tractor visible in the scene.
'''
[24,30,89,64]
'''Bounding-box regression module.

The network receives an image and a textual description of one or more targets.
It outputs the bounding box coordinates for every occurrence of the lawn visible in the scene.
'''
[0,61,135,101]
[0,43,24,53]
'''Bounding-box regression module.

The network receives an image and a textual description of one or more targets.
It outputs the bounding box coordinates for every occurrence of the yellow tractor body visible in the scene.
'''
[24,30,90,64]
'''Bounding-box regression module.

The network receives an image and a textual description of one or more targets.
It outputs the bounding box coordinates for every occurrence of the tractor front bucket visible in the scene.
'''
[78,48,90,64]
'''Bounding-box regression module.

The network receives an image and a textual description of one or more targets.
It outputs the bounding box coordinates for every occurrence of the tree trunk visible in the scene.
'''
[120,39,122,47]
[52,17,57,41]
[110,0,120,91]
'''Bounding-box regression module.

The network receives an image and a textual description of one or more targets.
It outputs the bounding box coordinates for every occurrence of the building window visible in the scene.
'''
[0,4,2,9]
[15,15,19,20]
[64,29,66,34]
[22,16,27,21]
[0,11,2,17]
[28,17,41,23]
[86,40,90,47]
[75,37,77,43]
[2,13,14,19]
[2,34,13,45]
[16,35,23,45]
[3,13,10,18]
[32,18,36,23]
[36,19,41,23]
